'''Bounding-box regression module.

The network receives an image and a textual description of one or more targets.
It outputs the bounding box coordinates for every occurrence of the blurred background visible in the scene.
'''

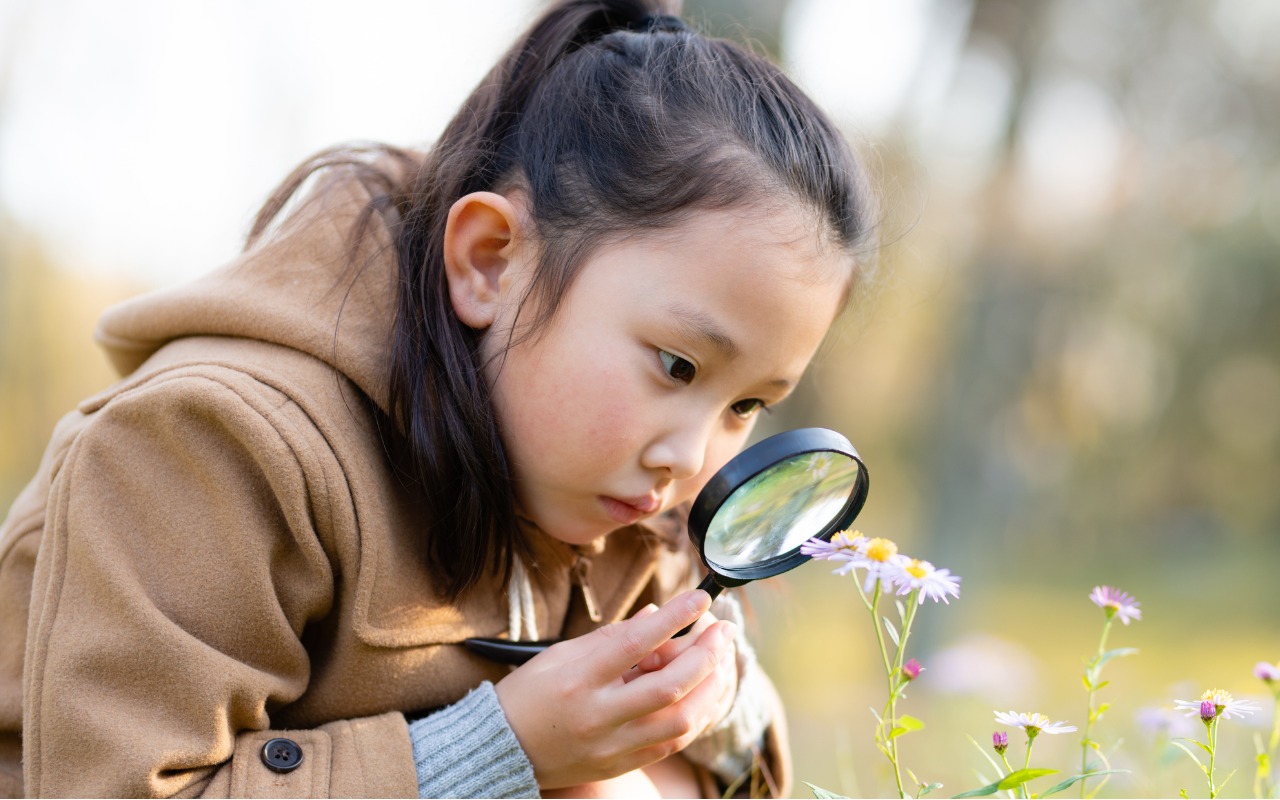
[2,0,1278,796]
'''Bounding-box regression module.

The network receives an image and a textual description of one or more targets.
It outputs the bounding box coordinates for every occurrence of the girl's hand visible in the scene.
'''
[493,589,738,791]
[624,604,738,732]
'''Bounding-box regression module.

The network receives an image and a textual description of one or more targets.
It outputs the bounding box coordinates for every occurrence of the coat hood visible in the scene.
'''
[95,160,415,411]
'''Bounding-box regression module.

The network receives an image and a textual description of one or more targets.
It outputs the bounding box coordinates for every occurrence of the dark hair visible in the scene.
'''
[250,0,877,599]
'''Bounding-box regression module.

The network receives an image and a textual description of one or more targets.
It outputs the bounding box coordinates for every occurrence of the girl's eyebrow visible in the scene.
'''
[665,303,794,390]
[666,303,739,359]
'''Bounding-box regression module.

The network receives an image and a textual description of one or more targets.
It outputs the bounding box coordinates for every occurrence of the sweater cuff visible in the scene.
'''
[407,681,539,799]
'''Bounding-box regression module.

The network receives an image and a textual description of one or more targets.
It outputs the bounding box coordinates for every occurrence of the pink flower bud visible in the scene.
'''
[1200,700,1216,722]
[902,659,924,681]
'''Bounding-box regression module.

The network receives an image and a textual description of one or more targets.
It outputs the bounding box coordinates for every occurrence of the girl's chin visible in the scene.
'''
[519,508,615,548]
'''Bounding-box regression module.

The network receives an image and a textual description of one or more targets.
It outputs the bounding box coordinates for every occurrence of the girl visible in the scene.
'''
[0,0,876,796]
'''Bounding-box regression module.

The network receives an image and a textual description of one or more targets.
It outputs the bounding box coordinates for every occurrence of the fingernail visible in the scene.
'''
[686,591,708,616]
[720,621,738,642]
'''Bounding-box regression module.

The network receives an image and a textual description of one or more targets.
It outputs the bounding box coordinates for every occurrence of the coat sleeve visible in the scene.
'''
[22,369,418,798]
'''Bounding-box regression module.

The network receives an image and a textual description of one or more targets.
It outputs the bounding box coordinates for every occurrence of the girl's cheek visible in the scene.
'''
[575,365,644,448]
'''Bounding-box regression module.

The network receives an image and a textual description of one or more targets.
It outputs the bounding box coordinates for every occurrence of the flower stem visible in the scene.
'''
[1207,718,1218,800]
[1270,692,1280,760]
[863,579,905,798]
[884,592,921,800]
[866,580,894,677]
[998,752,1018,800]
[1021,737,1035,800]
[1080,617,1114,798]
[1265,692,1280,799]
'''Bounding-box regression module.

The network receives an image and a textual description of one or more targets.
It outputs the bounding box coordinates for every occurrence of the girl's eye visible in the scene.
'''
[658,350,696,384]
[730,398,769,419]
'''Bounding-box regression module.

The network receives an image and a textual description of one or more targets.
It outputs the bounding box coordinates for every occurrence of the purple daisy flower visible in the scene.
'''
[1089,585,1142,625]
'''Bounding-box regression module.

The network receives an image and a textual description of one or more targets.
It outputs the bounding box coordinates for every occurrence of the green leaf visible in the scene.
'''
[804,781,850,799]
[920,782,943,797]
[1219,767,1237,792]
[1169,741,1208,775]
[1094,680,1110,690]
[1179,789,1188,799]
[1174,737,1213,757]
[883,616,901,646]
[1097,702,1110,716]
[965,734,1006,778]
[996,768,1058,790]
[889,726,910,740]
[1096,647,1138,668]
[898,714,926,732]
[1081,674,1093,691]
[1038,769,1129,797]
[896,599,907,619]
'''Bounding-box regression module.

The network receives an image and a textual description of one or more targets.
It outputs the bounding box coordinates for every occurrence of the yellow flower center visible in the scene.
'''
[1201,689,1233,705]
[905,559,931,579]
[831,530,863,550]
[865,538,898,562]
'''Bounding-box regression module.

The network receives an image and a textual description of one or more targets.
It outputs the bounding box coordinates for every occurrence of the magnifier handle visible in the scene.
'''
[462,637,559,665]
[675,574,724,637]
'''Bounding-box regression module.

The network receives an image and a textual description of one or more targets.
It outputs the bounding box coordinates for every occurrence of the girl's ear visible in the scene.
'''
[442,192,528,330]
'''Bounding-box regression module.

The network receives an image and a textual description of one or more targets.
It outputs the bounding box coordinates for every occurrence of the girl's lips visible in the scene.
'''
[600,494,661,525]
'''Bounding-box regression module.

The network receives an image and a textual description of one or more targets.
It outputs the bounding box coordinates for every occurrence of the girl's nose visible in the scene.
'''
[640,420,711,481]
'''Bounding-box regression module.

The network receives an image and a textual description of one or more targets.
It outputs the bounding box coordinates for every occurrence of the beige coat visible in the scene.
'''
[0,165,790,797]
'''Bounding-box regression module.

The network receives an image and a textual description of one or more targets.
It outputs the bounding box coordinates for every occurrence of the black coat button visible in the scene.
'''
[261,738,304,773]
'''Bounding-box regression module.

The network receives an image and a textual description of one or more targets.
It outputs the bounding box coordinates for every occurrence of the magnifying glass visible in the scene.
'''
[464,427,868,664]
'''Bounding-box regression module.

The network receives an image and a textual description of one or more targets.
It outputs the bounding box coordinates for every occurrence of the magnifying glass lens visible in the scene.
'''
[704,450,863,570]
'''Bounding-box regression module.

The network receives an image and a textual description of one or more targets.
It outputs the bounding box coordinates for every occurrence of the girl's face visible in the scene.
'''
[484,203,849,546]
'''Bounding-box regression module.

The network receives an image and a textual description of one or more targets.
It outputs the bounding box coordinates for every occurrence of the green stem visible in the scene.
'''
[1022,737,1035,800]
[1081,617,1114,798]
[863,580,905,798]
[894,595,921,674]
[1265,692,1280,800]
[866,581,894,677]
[999,752,1018,800]
[1270,692,1280,760]
[884,592,921,800]
[1207,718,1218,800]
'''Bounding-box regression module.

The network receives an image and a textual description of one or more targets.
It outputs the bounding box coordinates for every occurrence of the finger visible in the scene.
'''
[613,619,736,720]
[630,602,660,620]
[586,590,711,680]
[636,612,717,673]
[619,624,740,750]
[620,604,663,684]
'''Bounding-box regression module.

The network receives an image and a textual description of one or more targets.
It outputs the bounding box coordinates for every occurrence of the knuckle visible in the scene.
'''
[654,682,684,708]
[668,708,696,739]
[618,630,647,662]
[657,739,682,760]
[599,620,647,661]
[701,645,721,673]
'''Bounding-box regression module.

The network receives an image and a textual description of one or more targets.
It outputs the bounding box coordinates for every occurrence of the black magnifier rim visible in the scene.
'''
[688,427,868,584]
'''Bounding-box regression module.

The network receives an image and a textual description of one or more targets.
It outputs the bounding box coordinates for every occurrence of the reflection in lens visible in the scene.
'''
[703,451,861,568]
